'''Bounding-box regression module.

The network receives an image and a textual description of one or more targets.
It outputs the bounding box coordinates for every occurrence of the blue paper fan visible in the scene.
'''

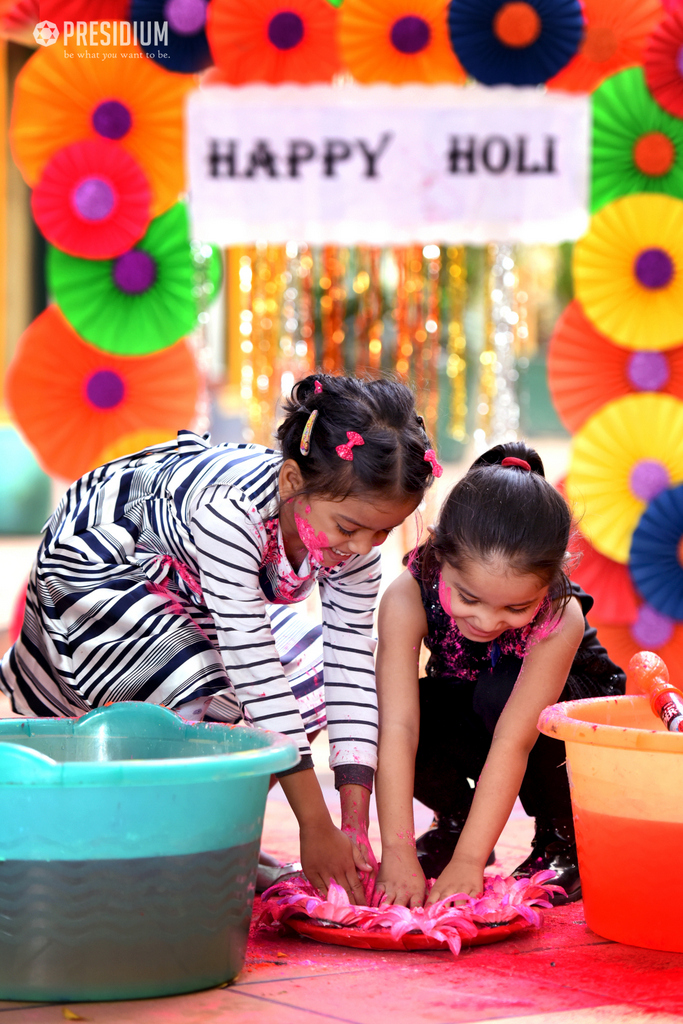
[448,0,583,86]
[629,484,683,620]
[130,0,212,73]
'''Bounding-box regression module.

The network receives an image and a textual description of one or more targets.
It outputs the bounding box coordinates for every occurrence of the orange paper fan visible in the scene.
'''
[546,0,663,93]
[206,0,340,84]
[548,300,683,433]
[340,0,466,84]
[5,306,200,482]
[10,37,194,217]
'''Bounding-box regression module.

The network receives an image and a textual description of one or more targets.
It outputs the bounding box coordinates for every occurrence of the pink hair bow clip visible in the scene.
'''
[424,449,443,478]
[336,431,364,461]
[314,380,323,394]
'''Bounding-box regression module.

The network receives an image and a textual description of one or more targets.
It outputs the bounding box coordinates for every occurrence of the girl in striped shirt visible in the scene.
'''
[1,374,438,900]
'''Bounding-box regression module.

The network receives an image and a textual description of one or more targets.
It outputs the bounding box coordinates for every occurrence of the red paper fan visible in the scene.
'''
[547,0,663,93]
[206,0,341,83]
[5,306,200,482]
[644,5,683,119]
[558,477,639,625]
[39,0,130,30]
[548,300,683,433]
[31,139,151,260]
[1,0,38,35]
[596,616,683,692]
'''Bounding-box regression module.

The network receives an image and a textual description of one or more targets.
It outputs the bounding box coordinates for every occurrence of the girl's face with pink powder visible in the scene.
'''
[292,492,418,568]
[438,556,548,643]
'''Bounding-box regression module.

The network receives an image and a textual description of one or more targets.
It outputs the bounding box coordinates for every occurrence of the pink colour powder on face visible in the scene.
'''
[438,575,453,617]
[295,512,328,566]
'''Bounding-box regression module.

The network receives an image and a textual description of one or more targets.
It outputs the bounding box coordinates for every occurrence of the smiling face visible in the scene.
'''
[279,460,419,569]
[438,556,549,643]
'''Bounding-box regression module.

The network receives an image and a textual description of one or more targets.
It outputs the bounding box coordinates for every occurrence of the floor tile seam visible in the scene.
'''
[234,967,382,987]
[224,987,366,1023]
[465,962,683,1016]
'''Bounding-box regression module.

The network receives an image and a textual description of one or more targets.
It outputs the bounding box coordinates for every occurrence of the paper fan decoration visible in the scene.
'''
[566,393,683,564]
[10,38,193,217]
[47,203,198,356]
[573,193,683,351]
[547,0,663,93]
[31,139,151,260]
[591,67,683,214]
[597,613,683,692]
[94,428,177,468]
[130,0,213,72]
[39,1,130,29]
[339,0,466,84]
[548,300,683,433]
[446,0,583,87]
[5,306,200,482]
[629,485,683,619]
[556,477,639,625]
[644,5,683,119]
[206,0,340,83]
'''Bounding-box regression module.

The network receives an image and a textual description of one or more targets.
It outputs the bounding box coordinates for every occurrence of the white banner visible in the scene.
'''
[186,84,590,245]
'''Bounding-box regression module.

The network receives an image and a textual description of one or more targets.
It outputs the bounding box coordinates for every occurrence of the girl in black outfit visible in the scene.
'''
[373,442,624,907]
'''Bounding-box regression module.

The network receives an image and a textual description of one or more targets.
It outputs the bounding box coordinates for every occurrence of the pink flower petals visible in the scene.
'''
[259,872,562,958]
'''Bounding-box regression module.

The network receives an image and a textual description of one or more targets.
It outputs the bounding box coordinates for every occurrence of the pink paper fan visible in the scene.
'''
[31,139,151,260]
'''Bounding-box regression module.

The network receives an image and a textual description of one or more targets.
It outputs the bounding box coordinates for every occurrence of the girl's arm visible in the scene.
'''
[374,570,429,908]
[427,595,585,904]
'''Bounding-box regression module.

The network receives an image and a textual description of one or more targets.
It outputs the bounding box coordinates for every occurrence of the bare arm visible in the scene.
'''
[427,596,585,904]
[374,570,429,907]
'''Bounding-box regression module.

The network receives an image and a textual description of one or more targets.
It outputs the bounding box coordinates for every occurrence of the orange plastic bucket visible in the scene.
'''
[538,694,683,951]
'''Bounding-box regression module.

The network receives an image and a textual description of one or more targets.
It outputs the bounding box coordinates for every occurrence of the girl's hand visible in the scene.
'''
[375,847,426,908]
[426,856,483,905]
[300,819,369,904]
[342,824,378,904]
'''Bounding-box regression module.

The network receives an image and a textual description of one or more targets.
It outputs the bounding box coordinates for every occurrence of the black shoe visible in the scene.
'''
[512,817,581,905]
[416,813,496,879]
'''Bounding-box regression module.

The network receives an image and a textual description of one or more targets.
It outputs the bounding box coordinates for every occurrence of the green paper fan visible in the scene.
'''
[48,203,198,356]
[591,67,683,215]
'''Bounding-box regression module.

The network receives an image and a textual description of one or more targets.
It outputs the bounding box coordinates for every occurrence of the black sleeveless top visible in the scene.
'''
[410,560,626,701]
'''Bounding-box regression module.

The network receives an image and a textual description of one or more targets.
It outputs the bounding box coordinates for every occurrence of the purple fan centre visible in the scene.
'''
[113,250,157,294]
[630,459,670,502]
[677,44,683,77]
[164,0,207,35]
[390,15,431,54]
[86,369,125,410]
[626,350,670,391]
[92,100,132,141]
[72,178,115,222]
[634,247,675,289]
[631,604,675,649]
[267,11,304,50]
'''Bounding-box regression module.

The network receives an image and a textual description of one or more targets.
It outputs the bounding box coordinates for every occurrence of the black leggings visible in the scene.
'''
[414,655,573,823]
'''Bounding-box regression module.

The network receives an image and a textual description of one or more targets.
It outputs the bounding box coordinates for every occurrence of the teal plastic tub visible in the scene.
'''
[0,702,298,1002]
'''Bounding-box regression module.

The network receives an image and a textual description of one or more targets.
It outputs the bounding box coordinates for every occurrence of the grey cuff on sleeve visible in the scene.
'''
[276,752,314,778]
[333,764,374,793]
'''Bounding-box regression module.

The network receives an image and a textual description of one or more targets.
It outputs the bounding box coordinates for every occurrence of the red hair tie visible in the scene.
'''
[336,431,364,461]
[501,456,531,471]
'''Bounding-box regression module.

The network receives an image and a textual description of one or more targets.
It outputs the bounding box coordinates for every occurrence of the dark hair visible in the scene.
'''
[276,373,436,502]
[420,440,572,602]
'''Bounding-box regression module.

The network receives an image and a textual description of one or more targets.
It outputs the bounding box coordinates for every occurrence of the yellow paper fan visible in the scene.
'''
[566,392,683,563]
[573,193,683,350]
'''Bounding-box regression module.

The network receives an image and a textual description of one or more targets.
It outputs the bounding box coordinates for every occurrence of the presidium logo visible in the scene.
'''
[33,20,59,46]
